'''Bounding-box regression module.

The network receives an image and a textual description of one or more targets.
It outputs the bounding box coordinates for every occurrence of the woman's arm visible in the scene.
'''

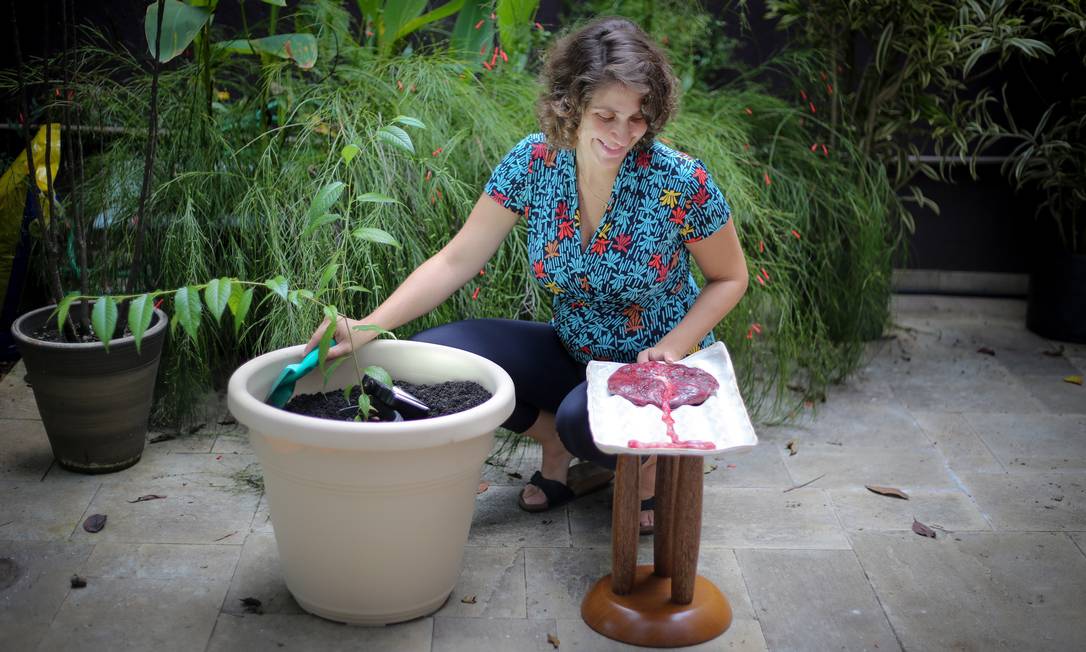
[305,193,520,358]
[637,220,748,363]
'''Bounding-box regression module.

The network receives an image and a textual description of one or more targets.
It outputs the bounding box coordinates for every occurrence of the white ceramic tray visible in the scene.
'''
[586,342,757,457]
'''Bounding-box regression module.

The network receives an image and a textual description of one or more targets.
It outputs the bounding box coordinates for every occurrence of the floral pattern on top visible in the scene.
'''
[484,133,732,363]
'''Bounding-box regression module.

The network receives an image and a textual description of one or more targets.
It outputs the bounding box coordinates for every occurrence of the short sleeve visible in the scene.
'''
[681,159,731,243]
[483,134,540,216]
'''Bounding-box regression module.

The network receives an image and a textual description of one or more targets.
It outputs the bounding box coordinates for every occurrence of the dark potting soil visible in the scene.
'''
[31,325,108,344]
[284,380,492,422]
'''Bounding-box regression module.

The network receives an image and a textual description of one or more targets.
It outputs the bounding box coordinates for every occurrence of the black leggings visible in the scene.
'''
[410,319,616,470]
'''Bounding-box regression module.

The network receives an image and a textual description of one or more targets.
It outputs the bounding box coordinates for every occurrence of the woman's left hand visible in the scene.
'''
[637,347,680,363]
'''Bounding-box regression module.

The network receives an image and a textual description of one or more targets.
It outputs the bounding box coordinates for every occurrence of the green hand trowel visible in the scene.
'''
[266,339,335,408]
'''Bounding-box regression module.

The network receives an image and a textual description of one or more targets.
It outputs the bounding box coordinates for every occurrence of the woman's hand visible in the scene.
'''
[637,346,680,363]
[303,315,375,360]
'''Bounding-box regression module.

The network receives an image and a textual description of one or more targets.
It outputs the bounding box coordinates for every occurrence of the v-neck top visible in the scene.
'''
[484,133,732,364]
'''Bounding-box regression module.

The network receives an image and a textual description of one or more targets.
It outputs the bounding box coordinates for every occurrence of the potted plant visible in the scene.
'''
[1002,2,1086,342]
[227,338,515,624]
[8,1,176,473]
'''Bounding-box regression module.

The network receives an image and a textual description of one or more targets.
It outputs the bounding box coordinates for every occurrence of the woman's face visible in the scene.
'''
[575,82,648,171]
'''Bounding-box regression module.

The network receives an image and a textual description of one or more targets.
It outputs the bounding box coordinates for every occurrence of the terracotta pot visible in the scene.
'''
[11,304,168,473]
[227,339,515,625]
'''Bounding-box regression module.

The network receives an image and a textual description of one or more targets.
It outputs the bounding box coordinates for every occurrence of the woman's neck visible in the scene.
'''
[575,148,619,191]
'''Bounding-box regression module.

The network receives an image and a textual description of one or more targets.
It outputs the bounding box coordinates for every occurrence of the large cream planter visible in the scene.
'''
[227,340,515,625]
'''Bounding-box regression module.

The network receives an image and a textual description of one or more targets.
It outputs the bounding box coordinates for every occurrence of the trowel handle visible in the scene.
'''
[299,338,337,373]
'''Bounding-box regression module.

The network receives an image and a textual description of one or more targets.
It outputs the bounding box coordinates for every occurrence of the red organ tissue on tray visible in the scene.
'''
[606,361,719,450]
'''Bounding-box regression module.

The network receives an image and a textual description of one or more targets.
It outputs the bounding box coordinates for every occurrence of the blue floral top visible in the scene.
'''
[484,133,732,364]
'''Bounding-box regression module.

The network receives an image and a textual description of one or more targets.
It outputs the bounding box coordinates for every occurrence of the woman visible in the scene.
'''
[305,17,748,533]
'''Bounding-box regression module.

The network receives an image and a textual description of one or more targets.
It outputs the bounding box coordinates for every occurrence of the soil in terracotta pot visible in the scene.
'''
[284,380,492,422]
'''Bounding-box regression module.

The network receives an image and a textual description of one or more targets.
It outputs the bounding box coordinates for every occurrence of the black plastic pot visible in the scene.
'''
[11,304,168,473]
[1026,251,1086,344]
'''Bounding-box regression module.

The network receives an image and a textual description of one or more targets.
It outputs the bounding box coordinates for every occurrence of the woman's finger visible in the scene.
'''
[302,318,331,355]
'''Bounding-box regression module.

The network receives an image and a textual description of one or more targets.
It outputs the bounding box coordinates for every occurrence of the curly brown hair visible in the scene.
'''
[536,17,678,152]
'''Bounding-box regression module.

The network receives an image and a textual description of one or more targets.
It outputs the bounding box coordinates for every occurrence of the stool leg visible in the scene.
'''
[671,456,703,605]
[611,455,640,595]
[653,456,678,578]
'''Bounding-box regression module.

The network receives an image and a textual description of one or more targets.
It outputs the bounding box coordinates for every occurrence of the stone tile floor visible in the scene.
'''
[2,294,1084,651]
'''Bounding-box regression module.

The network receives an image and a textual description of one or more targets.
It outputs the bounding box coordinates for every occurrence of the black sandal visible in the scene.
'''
[516,462,615,513]
[517,471,575,513]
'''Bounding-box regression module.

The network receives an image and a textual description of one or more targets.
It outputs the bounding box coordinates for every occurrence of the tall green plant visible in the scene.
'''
[765,0,1053,229]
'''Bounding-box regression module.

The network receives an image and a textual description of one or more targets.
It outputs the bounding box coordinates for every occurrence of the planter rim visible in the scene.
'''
[227,340,516,451]
[11,303,169,351]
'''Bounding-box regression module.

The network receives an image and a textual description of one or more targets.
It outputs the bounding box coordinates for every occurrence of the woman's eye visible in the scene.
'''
[597,114,615,122]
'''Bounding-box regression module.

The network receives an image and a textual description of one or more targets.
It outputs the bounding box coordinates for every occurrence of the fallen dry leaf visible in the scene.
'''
[460,595,477,604]
[507,471,523,480]
[1063,375,1083,386]
[1041,346,1064,357]
[127,494,167,504]
[547,633,561,649]
[865,485,910,500]
[240,596,262,614]
[70,574,87,589]
[786,439,799,456]
[148,433,175,444]
[477,481,490,494]
[912,518,936,538]
[214,531,237,542]
[703,462,718,474]
[976,347,995,356]
[82,514,107,533]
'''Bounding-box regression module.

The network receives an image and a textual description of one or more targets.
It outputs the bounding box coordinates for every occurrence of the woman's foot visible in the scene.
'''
[639,456,657,534]
[519,411,574,509]
[519,433,575,508]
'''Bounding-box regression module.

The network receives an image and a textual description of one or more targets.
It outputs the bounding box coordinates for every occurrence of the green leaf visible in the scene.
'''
[345,285,370,293]
[352,323,396,338]
[496,0,539,67]
[215,34,319,69]
[317,263,340,295]
[363,365,393,387]
[354,192,400,206]
[91,296,119,350]
[230,287,254,338]
[56,292,80,334]
[355,393,373,421]
[450,0,495,61]
[204,278,232,324]
[260,0,286,6]
[392,115,426,129]
[380,0,428,55]
[307,181,346,223]
[352,226,400,247]
[174,286,203,341]
[320,357,347,386]
[128,294,156,355]
[302,213,341,238]
[341,143,361,163]
[287,289,315,307]
[341,382,356,404]
[144,0,212,64]
[396,1,465,41]
[265,275,289,301]
[376,125,414,154]
[318,305,338,372]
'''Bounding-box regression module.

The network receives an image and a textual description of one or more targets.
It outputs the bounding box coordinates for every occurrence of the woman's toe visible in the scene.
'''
[521,483,547,507]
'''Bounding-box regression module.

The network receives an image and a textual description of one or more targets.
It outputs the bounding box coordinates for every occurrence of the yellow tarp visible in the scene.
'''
[0,124,60,304]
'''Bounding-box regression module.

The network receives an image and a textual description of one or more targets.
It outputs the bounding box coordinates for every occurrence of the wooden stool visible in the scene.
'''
[581,455,732,647]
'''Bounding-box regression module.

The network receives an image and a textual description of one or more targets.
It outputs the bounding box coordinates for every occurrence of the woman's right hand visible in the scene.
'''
[303,315,375,360]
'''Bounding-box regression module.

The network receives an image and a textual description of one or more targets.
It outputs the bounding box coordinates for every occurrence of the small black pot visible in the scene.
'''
[1027,251,1086,344]
[11,304,168,473]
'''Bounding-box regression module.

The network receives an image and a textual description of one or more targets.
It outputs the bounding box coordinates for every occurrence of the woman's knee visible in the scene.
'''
[556,383,615,469]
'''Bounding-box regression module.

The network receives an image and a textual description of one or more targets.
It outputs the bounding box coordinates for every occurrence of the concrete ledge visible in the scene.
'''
[893,269,1028,296]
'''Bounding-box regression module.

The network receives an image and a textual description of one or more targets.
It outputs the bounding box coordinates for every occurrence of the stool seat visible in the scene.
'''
[581,455,732,647]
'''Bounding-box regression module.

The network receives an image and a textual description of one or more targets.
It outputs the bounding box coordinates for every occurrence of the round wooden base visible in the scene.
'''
[581,565,732,648]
